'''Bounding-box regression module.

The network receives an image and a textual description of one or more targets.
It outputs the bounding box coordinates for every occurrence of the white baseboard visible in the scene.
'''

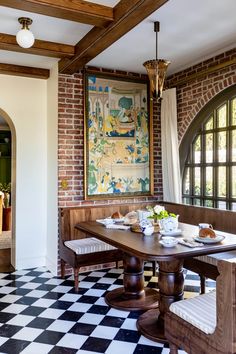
[15,256,46,271]
[46,256,57,276]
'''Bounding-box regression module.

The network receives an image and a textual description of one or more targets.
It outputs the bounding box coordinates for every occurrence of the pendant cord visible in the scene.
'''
[156,29,158,60]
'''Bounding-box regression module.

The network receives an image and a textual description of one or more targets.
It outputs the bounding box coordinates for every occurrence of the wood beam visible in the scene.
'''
[0,33,74,58]
[169,58,236,87]
[59,0,168,74]
[0,0,114,27]
[0,63,50,79]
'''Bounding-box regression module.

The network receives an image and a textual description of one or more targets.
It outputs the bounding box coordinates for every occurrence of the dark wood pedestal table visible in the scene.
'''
[75,221,236,342]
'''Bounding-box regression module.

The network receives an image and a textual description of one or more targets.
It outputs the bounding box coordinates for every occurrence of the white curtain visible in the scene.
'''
[161,88,182,203]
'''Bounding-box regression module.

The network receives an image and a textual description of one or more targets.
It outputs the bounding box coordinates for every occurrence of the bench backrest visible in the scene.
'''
[162,202,236,234]
[59,201,236,242]
[59,201,157,241]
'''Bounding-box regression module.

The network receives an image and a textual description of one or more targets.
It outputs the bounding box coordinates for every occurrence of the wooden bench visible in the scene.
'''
[165,258,236,354]
[162,202,236,292]
[59,201,157,291]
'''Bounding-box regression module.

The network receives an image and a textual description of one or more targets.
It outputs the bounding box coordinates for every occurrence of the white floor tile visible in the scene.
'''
[21,342,54,354]
[0,286,17,294]
[91,325,119,339]
[59,293,81,302]
[2,303,28,314]
[7,314,34,326]
[97,278,116,284]
[16,276,36,283]
[106,308,130,318]
[121,318,137,330]
[51,285,73,293]
[25,290,48,298]
[85,288,106,297]
[12,327,43,341]
[68,302,92,313]
[0,294,22,303]
[31,299,56,308]
[21,283,41,290]
[38,308,65,319]
[78,313,104,325]
[47,319,76,333]
[105,340,137,354]
[57,333,87,349]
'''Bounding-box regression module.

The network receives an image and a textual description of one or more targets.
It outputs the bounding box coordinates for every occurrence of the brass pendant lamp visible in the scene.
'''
[143,21,170,101]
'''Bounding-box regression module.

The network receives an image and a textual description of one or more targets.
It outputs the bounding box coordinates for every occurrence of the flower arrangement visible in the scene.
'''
[147,205,177,222]
[0,182,11,208]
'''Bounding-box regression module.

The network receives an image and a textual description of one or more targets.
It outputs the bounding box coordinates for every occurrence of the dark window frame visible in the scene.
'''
[180,85,236,209]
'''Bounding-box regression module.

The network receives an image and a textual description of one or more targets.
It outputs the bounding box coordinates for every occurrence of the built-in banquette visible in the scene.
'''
[165,258,236,354]
[59,201,157,290]
[59,201,236,291]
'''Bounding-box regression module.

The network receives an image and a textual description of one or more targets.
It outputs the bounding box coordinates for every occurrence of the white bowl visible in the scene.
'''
[161,236,178,246]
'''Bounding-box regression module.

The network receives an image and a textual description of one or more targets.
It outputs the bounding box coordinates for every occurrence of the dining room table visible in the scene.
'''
[75,220,236,343]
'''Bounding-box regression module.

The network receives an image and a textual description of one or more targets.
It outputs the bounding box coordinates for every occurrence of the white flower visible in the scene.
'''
[153,205,165,215]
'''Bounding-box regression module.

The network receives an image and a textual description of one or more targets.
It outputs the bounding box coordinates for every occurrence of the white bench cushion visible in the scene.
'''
[195,250,236,266]
[169,290,216,334]
[64,237,116,255]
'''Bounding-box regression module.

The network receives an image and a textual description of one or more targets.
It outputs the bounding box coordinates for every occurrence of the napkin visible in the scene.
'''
[178,238,204,248]
[105,224,130,230]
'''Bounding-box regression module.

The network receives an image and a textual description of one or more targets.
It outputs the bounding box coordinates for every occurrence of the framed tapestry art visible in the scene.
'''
[84,72,153,199]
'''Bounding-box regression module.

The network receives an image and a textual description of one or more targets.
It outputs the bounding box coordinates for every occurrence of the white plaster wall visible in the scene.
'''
[46,65,58,275]
[0,74,48,269]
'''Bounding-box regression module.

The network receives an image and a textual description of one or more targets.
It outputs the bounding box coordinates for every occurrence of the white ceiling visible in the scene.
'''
[0,0,235,75]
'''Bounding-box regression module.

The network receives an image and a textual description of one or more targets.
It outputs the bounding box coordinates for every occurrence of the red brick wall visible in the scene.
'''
[58,69,163,208]
[167,48,236,143]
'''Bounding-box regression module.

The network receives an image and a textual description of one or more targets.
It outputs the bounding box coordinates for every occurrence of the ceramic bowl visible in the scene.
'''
[161,236,178,246]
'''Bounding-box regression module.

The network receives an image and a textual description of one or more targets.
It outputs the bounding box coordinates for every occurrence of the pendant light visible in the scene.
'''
[16,17,35,49]
[143,21,170,101]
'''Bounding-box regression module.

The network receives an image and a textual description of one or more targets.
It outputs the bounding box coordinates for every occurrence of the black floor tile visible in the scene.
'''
[0,338,30,354]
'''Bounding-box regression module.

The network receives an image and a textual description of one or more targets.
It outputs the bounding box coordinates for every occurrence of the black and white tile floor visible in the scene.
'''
[0,263,215,354]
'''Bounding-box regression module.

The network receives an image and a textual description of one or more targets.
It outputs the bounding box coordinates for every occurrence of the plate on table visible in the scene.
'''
[194,235,225,244]
[160,229,182,237]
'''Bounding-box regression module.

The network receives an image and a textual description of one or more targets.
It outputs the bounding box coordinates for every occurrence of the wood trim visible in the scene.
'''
[0,33,74,58]
[85,68,147,82]
[0,63,50,79]
[169,58,236,88]
[0,0,114,27]
[59,0,169,74]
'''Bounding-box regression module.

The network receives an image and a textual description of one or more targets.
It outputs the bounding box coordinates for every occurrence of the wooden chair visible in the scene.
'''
[165,258,236,354]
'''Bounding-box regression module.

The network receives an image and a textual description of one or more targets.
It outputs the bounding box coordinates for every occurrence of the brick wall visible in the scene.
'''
[58,49,235,275]
[58,68,162,208]
[167,48,236,143]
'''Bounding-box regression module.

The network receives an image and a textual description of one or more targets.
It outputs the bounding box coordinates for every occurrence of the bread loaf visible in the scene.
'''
[111,211,123,219]
[199,227,216,239]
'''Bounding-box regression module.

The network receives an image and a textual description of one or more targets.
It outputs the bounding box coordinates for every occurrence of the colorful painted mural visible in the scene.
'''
[85,73,152,198]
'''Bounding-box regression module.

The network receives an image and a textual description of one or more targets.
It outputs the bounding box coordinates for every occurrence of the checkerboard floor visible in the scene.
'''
[0,263,215,354]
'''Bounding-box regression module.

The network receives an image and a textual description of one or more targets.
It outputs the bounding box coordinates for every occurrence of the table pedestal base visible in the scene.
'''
[105,287,159,311]
[137,259,184,342]
[105,253,159,311]
[137,309,165,343]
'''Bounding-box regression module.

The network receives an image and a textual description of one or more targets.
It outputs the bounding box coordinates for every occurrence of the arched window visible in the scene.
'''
[180,85,236,210]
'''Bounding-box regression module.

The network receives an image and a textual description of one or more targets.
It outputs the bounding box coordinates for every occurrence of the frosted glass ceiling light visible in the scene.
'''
[16,17,35,49]
[143,21,170,101]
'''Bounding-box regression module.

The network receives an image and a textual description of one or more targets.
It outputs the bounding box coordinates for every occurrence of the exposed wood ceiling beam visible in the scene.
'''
[0,63,49,79]
[0,33,74,58]
[59,0,168,74]
[0,0,114,27]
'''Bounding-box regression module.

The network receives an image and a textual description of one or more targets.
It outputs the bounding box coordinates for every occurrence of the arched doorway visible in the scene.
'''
[0,108,16,270]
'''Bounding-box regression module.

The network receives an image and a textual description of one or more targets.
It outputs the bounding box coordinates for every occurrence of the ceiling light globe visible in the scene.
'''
[16,29,35,48]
